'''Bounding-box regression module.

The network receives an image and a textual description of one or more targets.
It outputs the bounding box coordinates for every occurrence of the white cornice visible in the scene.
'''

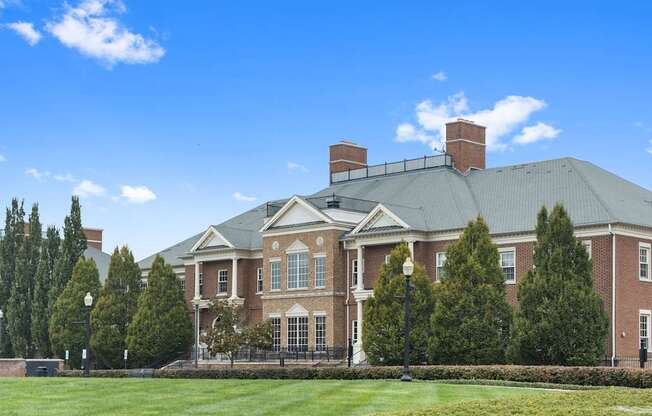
[262,223,352,237]
[260,195,334,233]
[190,226,235,252]
[350,203,410,235]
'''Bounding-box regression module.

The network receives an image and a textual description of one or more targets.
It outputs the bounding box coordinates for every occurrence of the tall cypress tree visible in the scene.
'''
[363,242,436,365]
[50,197,87,312]
[126,256,192,368]
[91,246,142,369]
[26,204,42,308]
[31,227,60,358]
[7,242,31,357]
[0,199,24,357]
[508,204,609,365]
[49,258,102,369]
[428,217,512,364]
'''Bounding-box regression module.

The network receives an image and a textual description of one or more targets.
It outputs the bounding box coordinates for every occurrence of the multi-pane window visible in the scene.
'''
[352,259,359,287]
[640,244,650,282]
[218,270,228,294]
[436,252,446,282]
[287,253,308,289]
[287,316,308,352]
[271,317,281,352]
[256,268,264,293]
[179,277,185,291]
[500,250,516,284]
[315,256,325,288]
[140,279,149,290]
[315,316,326,352]
[352,320,359,343]
[199,272,204,296]
[270,261,281,291]
[384,255,391,265]
[641,312,651,350]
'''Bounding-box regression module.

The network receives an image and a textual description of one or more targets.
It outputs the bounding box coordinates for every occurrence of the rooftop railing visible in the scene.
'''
[330,153,453,184]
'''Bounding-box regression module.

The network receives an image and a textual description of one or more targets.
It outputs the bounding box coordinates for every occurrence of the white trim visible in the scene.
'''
[350,204,410,235]
[286,303,309,317]
[582,239,593,260]
[256,267,264,294]
[314,256,326,289]
[217,269,228,294]
[435,252,446,282]
[268,313,281,319]
[260,196,334,233]
[190,226,235,252]
[269,257,281,262]
[639,242,651,282]
[262,223,353,237]
[261,291,346,300]
[313,253,327,258]
[285,239,310,254]
[329,159,367,166]
[640,310,651,350]
[313,311,327,317]
[446,138,486,147]
[499,247,517,285]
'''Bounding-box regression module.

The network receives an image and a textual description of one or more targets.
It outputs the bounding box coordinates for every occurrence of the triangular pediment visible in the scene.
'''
[286,303,309,317]
[260,196,333,232]
[190,226,234,252]
[286,239,309,253]
[351,204,410,235]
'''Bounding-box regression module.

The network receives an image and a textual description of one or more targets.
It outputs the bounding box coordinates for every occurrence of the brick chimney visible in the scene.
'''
[445,119,486,173]
[329,141,367,176]
[83,228,103,251]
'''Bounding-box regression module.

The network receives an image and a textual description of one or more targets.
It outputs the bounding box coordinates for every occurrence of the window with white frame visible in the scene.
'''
[198,272,203,296]
[500,249,516,284]
[352,320,359,343]
[270,260,281,291]
[436,252,446,282]
[315,315,326,352]
[640,244,651,282]
[256,268,264,293]
[315,256,325,288]
[140,279,148,290]
[271,317,281,352]
[287,253,309,289]
[352,259,359,287]
[582,240,592,260]
[640,311,651,350]
[384,255,391,265]
[179,277,185,291]
[287,316,308,352]
[217,270,228,294]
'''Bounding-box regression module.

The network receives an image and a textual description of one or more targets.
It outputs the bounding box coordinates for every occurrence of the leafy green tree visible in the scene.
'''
[49,258,102,368]
[7,243,31,357]
[31,227,60,358]
[126,256,192,368]
[91,246,142,369]
[202,300,273,367]
[50,197,87,313]
[508,204,609,366]
[428,217,512,364]
[363,242,435,365]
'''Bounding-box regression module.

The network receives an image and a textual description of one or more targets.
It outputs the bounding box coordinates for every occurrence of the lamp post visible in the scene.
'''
[84,292,93,377]
[192,295,201,368]
[0,309,4,358]
[401,257,414,382]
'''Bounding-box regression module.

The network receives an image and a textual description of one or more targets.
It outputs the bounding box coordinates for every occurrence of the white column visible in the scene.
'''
[408,240,415,258]
[353,299,366,363]
[356,245,364,291]
[230,257,239,299]
[194,262,200,298]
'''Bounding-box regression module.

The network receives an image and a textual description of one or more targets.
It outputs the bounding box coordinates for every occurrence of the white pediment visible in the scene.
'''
[286,303,309,317]
[190,226,234,252]
[260,196,333,232]
[286,239,309,253]
[351,204,410,235]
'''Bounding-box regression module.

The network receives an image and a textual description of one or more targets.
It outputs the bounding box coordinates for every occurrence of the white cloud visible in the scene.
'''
[120,185,156,203]
[54,172,76,182]
[5,22,42,46]
[0,153,6,162]
[46,0,165,67]
[513,122,562,145]
[233,192,257,202]
[25,168,50,180]
[647,140,652,155]
[73,179,106,197]
[396,92,552,151]
[287,162,308,173]
[432,71,447,82]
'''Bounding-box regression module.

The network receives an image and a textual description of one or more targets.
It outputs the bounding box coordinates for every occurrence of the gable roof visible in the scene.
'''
[84,246,111,283]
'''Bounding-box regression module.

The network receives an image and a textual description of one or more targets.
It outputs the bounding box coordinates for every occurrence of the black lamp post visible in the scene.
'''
[83,292,93,377]
[193,295,201,368]
[0,308,4,357]
[401,257,414,382]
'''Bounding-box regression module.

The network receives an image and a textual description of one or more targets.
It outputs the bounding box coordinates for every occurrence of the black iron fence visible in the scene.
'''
[599,355,651,369]
[192,346,347,363]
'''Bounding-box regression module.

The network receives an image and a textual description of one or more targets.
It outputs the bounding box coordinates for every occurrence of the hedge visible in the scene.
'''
[57,365,652,388]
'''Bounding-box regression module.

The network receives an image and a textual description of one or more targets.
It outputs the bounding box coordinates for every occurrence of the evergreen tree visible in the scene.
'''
[50,197,87,313]
[428,217,512,364]
[49,258,101,369]
[91,246,142,369]
[7,243,31,357]
[508,204,609,366]
[0,199,24,357]
[363,242,435,365]
[26,204,42,309]
[126,256,192,367]
[31,227,60,358]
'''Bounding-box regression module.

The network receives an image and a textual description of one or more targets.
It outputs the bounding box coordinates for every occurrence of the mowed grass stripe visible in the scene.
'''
[0,378,549,416]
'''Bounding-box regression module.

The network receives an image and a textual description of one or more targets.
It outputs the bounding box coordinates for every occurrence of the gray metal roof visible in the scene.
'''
[137,231,204,270]
[138,157,652,267]
[84,246,111,283]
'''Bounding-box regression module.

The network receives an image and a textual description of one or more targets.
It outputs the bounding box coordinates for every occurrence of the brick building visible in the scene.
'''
[138,119,652,364]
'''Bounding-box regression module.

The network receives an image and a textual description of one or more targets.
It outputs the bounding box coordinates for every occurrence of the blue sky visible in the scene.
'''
[1,0,651,259]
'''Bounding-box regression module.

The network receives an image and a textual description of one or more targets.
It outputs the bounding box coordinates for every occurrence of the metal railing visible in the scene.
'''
[599,355,651,369]
[330,154,453,184]
[192,346,347,363]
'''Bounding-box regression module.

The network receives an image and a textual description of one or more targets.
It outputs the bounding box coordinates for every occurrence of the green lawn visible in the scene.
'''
[0,378,548,416]
[390,388,652,416]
